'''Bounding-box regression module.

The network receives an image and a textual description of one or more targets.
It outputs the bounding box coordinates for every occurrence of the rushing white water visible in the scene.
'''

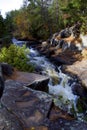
[12,38,87,121]
[48,67,77,112]
[12,38,78,113]
[29,48,78,113]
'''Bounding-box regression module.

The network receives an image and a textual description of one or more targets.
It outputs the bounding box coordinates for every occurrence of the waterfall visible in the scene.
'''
[29,47,78,113]
[12,38,86,120]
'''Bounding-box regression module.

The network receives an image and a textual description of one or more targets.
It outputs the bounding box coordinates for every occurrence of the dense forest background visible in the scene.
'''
[0,0,87,40]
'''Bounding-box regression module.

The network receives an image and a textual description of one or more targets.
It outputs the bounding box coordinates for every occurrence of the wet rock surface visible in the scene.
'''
[0,65,4,99]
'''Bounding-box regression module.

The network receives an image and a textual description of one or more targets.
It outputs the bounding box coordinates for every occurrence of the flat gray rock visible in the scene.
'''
[1,80,52,129]
[5,71,49,92]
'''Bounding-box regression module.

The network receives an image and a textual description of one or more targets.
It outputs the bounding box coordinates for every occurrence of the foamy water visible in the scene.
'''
[48,67,77,112]
[12,38,87,120]
[12,39,78,113]
[29,48,78,112]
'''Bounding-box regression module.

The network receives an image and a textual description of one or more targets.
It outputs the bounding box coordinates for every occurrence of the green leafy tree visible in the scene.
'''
[61,0,87,31]
[27,0,53,39]
[4,0,87,41]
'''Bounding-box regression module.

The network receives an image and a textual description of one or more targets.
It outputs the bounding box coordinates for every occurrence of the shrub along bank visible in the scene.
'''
[0,44,34,72]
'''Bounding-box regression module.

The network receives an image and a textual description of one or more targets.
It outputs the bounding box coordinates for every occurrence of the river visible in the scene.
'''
[12,37,87,121]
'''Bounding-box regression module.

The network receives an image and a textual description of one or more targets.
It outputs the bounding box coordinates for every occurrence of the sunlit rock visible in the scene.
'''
[81,48,87,58]
[5,70,49,92]
[42,41,48,47]
[80,34,87,48]
[64,60,87,89]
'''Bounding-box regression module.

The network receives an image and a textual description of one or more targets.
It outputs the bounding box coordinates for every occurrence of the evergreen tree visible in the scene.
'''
[0,14,5,38]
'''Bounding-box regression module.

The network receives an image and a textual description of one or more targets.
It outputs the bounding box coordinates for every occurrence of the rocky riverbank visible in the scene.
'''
[32,25,87,90]
[0,23,87,129]
[1,77,87,130]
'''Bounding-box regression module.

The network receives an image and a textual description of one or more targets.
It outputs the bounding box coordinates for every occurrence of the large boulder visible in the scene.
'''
[49,22,82,51]
[64,60,87,89]
[0,64,4,98]
[1,63,14,76]
[1,74,87,129]
[5,71,49,92]
[0,62,14,99]
[0,104,23,130]
[1,80,52,129]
